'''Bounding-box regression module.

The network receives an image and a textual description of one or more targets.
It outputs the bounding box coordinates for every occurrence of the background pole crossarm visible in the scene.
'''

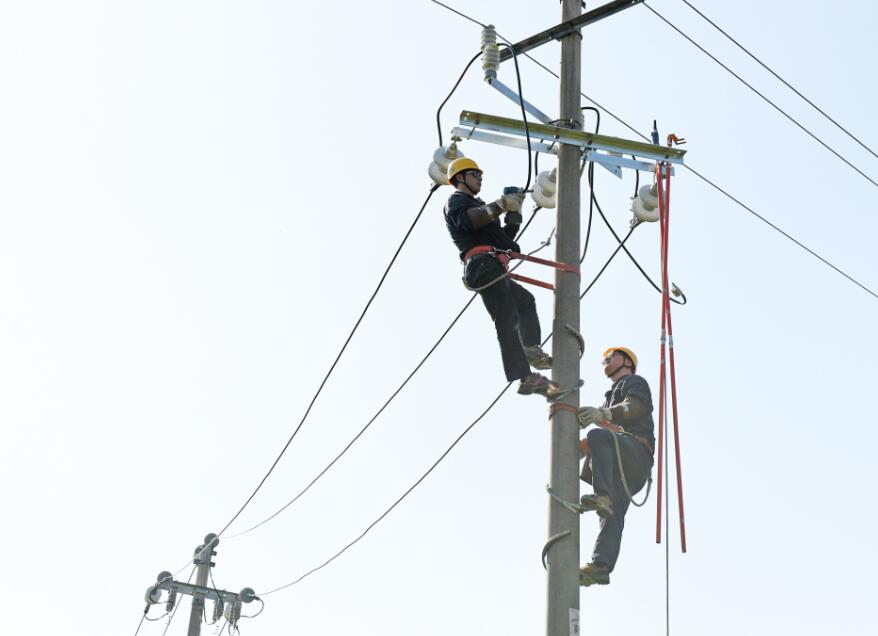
[498,0,644,62]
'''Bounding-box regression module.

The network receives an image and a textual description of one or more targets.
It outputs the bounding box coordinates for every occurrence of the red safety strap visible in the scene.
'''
[654,163,687,553]
[463,246,580,292]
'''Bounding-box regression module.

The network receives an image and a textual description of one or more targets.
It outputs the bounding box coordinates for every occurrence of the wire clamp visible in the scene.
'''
[564,323,585,359]
[546,485,584,515]
[547,379,584,403]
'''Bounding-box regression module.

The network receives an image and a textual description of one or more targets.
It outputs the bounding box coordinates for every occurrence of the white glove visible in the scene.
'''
[577,406,612,428]
[497,191,526,213]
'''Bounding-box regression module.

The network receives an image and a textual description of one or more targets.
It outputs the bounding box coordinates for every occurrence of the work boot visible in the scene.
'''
[579,493,614,518]
[524,345,553,370]
[517,373,560,398]
[579,562,610,587]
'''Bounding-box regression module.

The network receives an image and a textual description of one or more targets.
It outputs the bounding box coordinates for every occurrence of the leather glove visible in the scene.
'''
[577,406,612,428]
[505,211,523,225]
[497,189,526,213]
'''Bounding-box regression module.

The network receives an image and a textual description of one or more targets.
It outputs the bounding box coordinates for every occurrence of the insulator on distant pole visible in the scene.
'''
[428,141,465,186]
[144,586,162,605]
[212,597,224,623]
[166,589,177,613]
[481,25,499,81]
[225,599,242,626]
[531,168,557,208]
[631,183,660,222]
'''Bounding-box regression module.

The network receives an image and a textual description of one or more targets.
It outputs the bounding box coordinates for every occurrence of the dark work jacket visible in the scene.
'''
[444,190,520,261]
[604,374,655,450]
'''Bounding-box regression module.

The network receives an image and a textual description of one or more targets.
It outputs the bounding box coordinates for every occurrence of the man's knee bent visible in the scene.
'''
[586,427,614,447]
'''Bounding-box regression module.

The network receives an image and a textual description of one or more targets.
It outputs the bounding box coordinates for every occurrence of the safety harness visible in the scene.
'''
[463,244,580,291]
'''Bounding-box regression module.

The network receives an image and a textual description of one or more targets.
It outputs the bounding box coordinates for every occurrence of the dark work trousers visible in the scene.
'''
[465,254,541,381]
[586,427,653,571]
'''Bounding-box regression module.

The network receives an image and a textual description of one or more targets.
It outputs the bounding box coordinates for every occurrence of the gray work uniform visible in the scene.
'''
[582,374,655,571]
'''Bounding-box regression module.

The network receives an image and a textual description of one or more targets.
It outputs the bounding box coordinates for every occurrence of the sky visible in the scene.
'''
[1,1,877,635]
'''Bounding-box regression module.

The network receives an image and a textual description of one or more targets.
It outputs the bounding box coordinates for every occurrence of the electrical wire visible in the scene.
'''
[427,0,878,301]
[214,184,441,540]
[254,218,640,597]
[679,0,878,161]
[499,42,533,191]
[642,2,878,191]
[226,294,478,538]
[436,50,482,145]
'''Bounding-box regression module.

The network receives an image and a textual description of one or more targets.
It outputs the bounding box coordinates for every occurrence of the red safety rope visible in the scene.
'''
[463,246,580,292]
[654,163,687,553]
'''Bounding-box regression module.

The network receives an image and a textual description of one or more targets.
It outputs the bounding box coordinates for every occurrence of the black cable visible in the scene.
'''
[580,107,600,265]
[581,226,637,298]
[436,50,482,145]
[257,381,514,596]
[679,0,878,161]
[217,184,440,538]
[685,165,878,300]
[228,209,550,538]
[428,0,486,28]
[591,179,686,305]
[254,223,628,597]
[642,2,878,191]
[227,294,478,537]
[499,42,533,191]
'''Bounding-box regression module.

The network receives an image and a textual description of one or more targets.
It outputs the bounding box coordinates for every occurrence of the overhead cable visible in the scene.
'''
[215,184,440,539]
[642,2,878,191]
[425,0,878,301]
[679,0,878,161]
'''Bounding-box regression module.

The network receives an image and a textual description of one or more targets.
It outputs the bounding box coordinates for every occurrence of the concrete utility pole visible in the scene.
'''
[187,534,218,636]
[547,0,582,635]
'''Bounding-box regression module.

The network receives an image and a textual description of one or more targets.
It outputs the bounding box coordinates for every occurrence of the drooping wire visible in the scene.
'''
[226,294,478,537]
[253,215,640,596]
[499,42,533,191]
[436,50,482,145]
[428,0,487,28]
[215,184,440,540]
[427,0,878,301]
[679,0,878,161]
[580,106,600,264]
[685,165,878,300]
[642,2,878,191]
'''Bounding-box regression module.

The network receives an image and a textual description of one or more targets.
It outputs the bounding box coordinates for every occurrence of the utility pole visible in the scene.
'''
[547,1,582,636]
[144,533,258,635]
[187,534,218,636]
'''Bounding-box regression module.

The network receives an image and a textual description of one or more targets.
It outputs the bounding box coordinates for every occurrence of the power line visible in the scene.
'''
[215,184,440,539]
[641,2,878,191]
[425,0,878,301]
[678,0,878,161]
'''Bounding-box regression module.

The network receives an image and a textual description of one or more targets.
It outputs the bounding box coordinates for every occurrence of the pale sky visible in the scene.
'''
[1,1,876,635]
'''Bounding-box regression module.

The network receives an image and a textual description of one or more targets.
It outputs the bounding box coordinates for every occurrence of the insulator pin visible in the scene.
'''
[212,597,224,623]
[531,168,557,209]
[631,183,660,222]
[428,142,465,186]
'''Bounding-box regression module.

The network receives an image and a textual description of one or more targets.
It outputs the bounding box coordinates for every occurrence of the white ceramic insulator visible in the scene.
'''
[481,26,499,80]
[536,168,557,196]
[432,143,463,171]
[638,184,658,208]
[428,162,447,186]
[632,196,659,222]
[532,186,556,209]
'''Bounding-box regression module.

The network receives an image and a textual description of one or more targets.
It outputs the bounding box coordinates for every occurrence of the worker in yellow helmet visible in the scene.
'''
[576,346,654,586]
[443,157,557,397]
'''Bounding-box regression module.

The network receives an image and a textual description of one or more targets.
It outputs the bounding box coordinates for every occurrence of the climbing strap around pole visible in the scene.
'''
[463,245,580,292]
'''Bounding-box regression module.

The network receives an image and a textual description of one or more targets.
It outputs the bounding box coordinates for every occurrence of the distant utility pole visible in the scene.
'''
[546,1,582,635]
[144,533,258,636]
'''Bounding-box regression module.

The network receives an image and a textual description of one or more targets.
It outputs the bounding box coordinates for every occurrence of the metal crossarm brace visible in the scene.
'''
[498,0,644,62]
[458,110,686,164]
[156,580,242,605]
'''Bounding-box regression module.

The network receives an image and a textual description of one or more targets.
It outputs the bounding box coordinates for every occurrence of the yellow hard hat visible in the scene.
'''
[447,157,482,184]
[603,346,638,370]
